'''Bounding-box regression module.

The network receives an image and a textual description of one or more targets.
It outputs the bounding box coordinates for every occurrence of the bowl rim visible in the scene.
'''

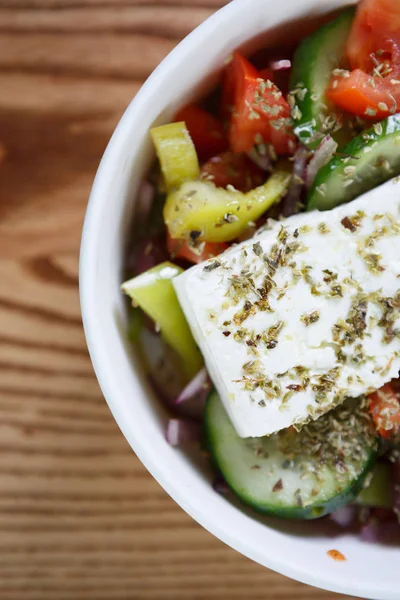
[80,1,398,598]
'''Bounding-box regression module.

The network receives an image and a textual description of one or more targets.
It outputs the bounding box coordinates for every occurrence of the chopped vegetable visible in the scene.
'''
[200,151,265,192]
[122,262,203,379]
[205,390,377,519]
[166,418,201,446]
[327,550,346,561]
[270,59,291,72]
[328,0,400,120]
[222,52,296,155]
[290,8,355,149]
[220,53,237,120]
[306,135,338,188]
[174,104,228,160]
[328,70,400,121]
[281,145,308,217]
[346,0,400,74]
[167,231,228,264]
[150,122,200,191]
[368,381,400,440]
[123,3,400,537]
[175,367,209,404]
[164,171,291,243]
[307,114,400,210]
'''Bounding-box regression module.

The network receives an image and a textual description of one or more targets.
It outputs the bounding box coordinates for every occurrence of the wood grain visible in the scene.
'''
[0,1,356,599]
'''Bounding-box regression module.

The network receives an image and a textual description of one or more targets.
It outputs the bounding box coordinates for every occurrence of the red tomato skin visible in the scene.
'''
[167,233,228,265]
[222,53,296,155]
[347,0,400,74]
[328,0,400,118]
[259,68,275,81]
[327,70,400,120]
[368,381,400,440]
[200,151,265,192]
[174,105,228,160]
[221,53,260,121]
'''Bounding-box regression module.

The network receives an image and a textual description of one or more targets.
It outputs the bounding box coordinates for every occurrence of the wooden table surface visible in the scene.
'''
[0,1,357,598]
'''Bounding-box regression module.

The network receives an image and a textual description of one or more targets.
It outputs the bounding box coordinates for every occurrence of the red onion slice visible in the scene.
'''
[174,368,210,420]
[270,59,291,71]
[281,145,308,217]
[330,505,357,528]
[306,135,338,189]
[165,419,201,447]
[175,367,209,404]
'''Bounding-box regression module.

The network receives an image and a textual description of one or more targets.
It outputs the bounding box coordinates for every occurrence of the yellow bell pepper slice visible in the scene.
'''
[150,122,200,191]
[121,262,203,380]
[163,171,291,243]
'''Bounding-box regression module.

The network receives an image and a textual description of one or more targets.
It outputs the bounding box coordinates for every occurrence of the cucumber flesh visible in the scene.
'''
[307,115,400,210]
[205,390,377,519]
[357,462,392,509]
[290,8,355,149]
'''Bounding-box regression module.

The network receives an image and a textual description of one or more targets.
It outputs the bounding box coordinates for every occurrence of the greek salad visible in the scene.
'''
[122,0,400,542]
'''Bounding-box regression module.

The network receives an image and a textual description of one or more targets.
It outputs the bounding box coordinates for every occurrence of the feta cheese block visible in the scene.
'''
[173,178,400,438]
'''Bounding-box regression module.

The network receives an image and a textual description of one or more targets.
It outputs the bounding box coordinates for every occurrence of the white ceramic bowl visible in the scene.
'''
[80,0,400,597]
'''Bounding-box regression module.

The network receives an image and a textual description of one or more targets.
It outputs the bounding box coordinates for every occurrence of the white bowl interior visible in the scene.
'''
[80,0,400,597]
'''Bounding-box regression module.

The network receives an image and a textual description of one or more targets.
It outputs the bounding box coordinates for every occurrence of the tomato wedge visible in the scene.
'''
[200,151,265,192]
[167,232,228,265]
[347,0,400,75]
[368,380,400,440]
[327,0,400,119]
[328,69,400,120]
[221,52,296,155]
[174,104,228,160]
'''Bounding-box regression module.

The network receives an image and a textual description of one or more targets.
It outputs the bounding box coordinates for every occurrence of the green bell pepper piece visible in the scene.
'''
[122,262,203,379]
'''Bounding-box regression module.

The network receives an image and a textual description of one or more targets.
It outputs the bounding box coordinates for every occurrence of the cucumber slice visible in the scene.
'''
[205,390,377,519]
[307,115,400,210]
[290,8,355,149]
[357,462,392,509]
